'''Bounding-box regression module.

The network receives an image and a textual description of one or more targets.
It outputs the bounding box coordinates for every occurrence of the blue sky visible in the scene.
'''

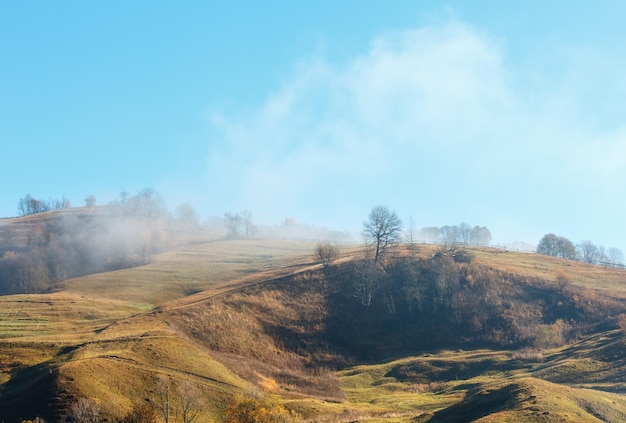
[2,1,626,250]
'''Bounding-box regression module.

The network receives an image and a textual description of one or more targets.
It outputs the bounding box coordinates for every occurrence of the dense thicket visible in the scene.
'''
[323,254,618,359]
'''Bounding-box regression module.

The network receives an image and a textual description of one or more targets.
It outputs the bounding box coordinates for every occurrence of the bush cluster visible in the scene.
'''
[324,255,618,357]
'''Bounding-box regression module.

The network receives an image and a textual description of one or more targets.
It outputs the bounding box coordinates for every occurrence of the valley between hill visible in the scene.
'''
[2,233,626,422]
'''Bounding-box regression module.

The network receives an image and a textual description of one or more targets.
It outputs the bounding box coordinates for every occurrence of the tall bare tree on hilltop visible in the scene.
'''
[363,206,402,264]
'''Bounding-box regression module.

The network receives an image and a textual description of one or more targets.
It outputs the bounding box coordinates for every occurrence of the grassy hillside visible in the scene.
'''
[0,232,333,421]
[2,229,626,422]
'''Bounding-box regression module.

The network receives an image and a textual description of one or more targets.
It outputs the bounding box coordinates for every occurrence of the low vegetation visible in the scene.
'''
[2,207,626,422]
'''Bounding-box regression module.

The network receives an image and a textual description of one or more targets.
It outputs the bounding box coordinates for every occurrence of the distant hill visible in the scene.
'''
[0,206,189,296]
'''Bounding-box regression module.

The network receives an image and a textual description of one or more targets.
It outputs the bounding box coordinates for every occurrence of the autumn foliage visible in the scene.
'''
[224,394,300,423]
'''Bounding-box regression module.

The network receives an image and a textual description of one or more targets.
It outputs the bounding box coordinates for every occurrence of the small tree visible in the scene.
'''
[435,244,474,263]
[84,195,96,210]
[405,215,418,256]
[120,403,157,423]
[224,393,300,423]
[315,241,339,268]
[224,212,243,238]
[17,194,50,216]
[51,196,71,210]
[363,206,402,264]
[470,226,492,245]
[352,256,381,311]
[617,313,626,334]
[152,378,172,423]
[61,398,100,423]
[177,381,203,423]
[607,247,624,267]
[458,222,472,244]
[440,225,460,244]
[577,240,601,264]
[537,233,577,260]
[240,210,255,238]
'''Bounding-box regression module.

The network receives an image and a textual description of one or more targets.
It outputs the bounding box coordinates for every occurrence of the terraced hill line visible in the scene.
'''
[160,258,323,312]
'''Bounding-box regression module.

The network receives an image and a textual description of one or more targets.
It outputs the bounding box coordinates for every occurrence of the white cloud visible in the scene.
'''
[205,19,626,248]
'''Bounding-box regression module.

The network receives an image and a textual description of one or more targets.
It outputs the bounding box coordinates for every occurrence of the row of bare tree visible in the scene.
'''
[536,233,624,266]
[17,194,72,216]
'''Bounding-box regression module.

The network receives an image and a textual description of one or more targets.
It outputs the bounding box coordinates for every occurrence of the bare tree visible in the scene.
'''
[120,403,157,423]
[315,241,339,268]
[84,195,96,210]
[150,379,202,423]
[607,247,624,267]
[51,196,71,210]
[458,222,472,244]
[177,381,203,423]
[240,209,255,238]
[224,212,243,238]
[352,256,379,310]
[152,378,172,423]
[134,188,167,218]
[363,206,402,264]
[224,210,255,238]
[405,215,418,256]
[61,398,100,423]
[439,225,460,245]
[17,194,50,216]
[577,240,601,264]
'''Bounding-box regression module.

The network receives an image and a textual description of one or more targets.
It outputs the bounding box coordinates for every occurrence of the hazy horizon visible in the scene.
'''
[2,2,625,253]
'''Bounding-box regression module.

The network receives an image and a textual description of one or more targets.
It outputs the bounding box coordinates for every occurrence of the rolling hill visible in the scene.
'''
[1,212,626,422]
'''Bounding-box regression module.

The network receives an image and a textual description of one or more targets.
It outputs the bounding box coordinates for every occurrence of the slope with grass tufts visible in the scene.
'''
[2,224,626,421]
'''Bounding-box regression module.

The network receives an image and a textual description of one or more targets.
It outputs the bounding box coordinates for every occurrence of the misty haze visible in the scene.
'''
[2,2,626,422]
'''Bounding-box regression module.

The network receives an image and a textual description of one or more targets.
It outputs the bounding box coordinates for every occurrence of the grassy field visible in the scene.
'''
[59,238,325,307]
[331,334,626,422]
[471,247,626,294]
[2,233,626,421]
[0,235,355,421]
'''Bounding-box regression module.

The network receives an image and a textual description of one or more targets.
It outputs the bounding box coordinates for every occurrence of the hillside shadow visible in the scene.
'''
[0,362,62,422]
[424,382,530,423]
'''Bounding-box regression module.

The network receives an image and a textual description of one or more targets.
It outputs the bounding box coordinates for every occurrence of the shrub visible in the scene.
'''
[511,348,544,362]
[314,242,340,268]
[224,393,300,423]
[119,403,157,423]
[618,313,626,334]
[61,398,100,423]
[556,269,572,291]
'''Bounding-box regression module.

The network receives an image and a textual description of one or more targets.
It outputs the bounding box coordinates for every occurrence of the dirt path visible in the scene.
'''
[161,258,323,312]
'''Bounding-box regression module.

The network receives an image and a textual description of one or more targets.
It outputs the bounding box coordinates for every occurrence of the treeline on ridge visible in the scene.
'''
[536,233,624,267]
[322,251,618,359]
[0,189,171,295]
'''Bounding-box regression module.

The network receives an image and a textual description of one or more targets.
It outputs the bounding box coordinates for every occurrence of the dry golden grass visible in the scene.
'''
[167,271,348,404]
[421,376,626,423]
[470,247,626,295]
[0,237,349,421]
[60,238,324,307]
[4,237,626,422]
[0,292,140,342]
